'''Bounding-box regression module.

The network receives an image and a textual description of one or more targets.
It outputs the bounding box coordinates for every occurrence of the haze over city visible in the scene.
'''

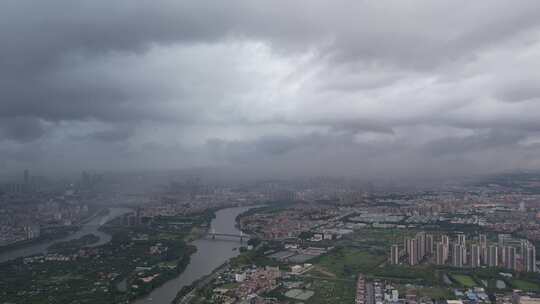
[4,2,540,304]
[2,1,540,180]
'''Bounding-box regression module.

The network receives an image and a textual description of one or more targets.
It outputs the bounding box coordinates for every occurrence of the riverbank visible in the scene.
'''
[132,205,259,304]
[0,208,206,304]
[0,208,108,256]
[0,207,131,264]
[172,261,230,304]
[0,205,260,303]
[0,227,77,255]
[0,208,110,254]
[169,205,268,304]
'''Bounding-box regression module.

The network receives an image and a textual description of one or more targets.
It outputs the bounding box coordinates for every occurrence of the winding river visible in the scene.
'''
[0,205,255,304]
[0,207,131,263]
[133,206,254,304]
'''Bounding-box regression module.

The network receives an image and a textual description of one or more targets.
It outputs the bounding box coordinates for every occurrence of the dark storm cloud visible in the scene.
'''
[423,129,527,157]
[249,133,354,156]
[84,127,135,143]
[206,131,395,165]
[3,0,540,123]
[2,0,540,177]
[0,117,47,142]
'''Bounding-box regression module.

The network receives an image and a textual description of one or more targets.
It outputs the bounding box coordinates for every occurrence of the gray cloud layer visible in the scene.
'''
[2,0,540,179]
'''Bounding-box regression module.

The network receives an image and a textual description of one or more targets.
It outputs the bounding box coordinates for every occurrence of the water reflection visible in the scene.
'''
[0,207,131,263]
[133,206,255,304]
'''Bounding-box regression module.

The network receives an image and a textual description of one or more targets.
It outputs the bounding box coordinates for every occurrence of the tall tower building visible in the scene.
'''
[390,244,400,265]
[436,242,448,265]
[503,246,517,270]
[416,232,426,260]
[481,246,488,265]
[479,234,487,264]
[471,244,481,268]
[498,234,511,246]
[526,246,536,272]
[426,234,434,255]
[441,235,450,247]
[488,245,498,267]
[457,233,466,246]
[407,239,418,266]
[452,244,466,268]
[522,241,536,273]
[479,234,487,247]
[404,236,410,256]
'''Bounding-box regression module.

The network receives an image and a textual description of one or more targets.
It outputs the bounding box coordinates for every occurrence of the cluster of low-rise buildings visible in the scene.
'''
[356,274,401,304]
[210,266,283,303]
[239,205,349,240]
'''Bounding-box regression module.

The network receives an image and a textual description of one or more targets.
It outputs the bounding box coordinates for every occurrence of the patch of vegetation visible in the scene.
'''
[415,287,453,300]
[0,219,202,304]
[308,277,356,304]
[229,246,279,268]
[372,265,440,286]
[311,247,385,280]
[451,274,477,287]
[511,279,540,292]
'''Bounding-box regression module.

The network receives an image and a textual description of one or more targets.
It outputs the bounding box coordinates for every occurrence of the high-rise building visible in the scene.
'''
[452,244,461,267]
[527,246,536,272]
[441,235,450,247]
[479,234,487,247]
[481,246,488,265]
[498,234,511,246]
[407,239,419,266]
[479,234,487,264]
[471,244,481,268]
[488,245,498,267]
[416,232,426,260]
[457,233,466,246]
[436,242,448,265]
[521,240,528,271]
[390,244,400,265]
[24,224,40,240]
[452,244,466,268]
[522,240,536,273]
[404,238,408,255]
[463,245,467,265]
[426,234,434,255]
[503,246,517,270]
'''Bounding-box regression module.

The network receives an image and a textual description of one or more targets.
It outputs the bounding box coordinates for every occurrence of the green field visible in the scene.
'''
[308,278,355,304]
[314,247,386,279]
[344,229,416,252]
[371,264,440,286]
[451,274,477,287]
[511,280,540,292]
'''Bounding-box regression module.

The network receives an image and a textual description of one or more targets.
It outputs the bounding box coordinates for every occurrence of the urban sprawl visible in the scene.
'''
[2,171,540,304]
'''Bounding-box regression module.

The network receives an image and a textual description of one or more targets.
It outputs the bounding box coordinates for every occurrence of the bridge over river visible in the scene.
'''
[207,228,249,242]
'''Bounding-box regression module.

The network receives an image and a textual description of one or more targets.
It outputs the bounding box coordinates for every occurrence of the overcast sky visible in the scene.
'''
[2,0,540,179]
